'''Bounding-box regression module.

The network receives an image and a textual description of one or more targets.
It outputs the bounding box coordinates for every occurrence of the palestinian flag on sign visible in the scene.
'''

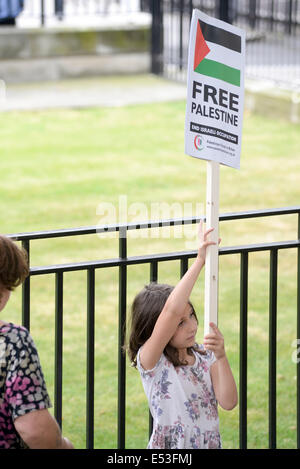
[194,19,242,86]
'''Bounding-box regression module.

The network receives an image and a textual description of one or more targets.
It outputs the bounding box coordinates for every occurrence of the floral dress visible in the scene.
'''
[0,323,52,449]
[137,344,221,449]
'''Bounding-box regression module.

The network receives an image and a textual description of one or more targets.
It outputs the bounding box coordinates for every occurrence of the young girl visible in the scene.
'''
[127,221,238,449]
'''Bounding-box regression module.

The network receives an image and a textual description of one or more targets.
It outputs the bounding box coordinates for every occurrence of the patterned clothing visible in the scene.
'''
[137,344,221,449]
[0,323,52,449]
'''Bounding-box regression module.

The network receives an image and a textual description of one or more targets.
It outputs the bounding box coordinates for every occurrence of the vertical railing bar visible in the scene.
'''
[148,260,158,440]
[150,0,164,75]
[297,212,300,449]
[22,240,30,330]
[86,267,95,449]
[150,261,158,283]
[170,0,174,72]
[179,0,184,70]
[55,271,63,429]
[40,0,45,26]
[180,257,189,278]
[189,0,193,20]
[286,0,293,34]
[269,248,278,449]
[239,251,248,449]
[270,0,275,32]
[118,227,127,449]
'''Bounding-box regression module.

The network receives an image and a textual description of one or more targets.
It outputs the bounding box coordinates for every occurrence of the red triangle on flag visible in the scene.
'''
[194,20,210,70]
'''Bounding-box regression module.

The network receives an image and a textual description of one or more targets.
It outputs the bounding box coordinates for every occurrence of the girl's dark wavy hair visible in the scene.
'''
[125,282,205,368]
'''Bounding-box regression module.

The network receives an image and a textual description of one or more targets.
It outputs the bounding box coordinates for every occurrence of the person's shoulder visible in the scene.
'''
[137,346,168,378]
[1,322,33,347]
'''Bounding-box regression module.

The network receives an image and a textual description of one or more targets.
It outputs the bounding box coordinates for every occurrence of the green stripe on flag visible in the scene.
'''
[194,58,240,86]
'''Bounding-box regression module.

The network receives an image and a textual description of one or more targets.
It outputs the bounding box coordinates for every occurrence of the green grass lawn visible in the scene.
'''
[0,98,299,449]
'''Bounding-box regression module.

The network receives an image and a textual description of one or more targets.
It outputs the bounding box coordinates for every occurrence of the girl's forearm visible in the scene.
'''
[165,257,205,316]
[212,356,238,411]
[164,222,214,317]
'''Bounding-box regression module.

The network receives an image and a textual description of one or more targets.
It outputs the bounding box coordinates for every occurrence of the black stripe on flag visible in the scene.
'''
[199,20,241,53]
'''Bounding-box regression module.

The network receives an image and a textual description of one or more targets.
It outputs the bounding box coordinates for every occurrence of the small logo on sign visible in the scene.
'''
[194,134,204,151]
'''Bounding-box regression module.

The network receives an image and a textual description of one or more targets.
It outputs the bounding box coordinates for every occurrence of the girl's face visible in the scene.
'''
[169,304,198,351]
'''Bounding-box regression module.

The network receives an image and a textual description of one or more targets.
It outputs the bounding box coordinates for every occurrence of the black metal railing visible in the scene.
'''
[17,0,149,27]
[8,205,300,449]
[14,1,300,87]
[151,0,300,88]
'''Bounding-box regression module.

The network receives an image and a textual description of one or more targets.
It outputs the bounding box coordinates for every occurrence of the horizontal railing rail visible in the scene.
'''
[9,205,300,241]
[20,239,300,275]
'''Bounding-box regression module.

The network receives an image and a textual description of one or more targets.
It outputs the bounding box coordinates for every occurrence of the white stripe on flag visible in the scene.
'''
[204,41,242,71]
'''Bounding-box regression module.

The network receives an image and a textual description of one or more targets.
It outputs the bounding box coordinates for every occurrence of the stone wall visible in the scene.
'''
[0,25,150,83]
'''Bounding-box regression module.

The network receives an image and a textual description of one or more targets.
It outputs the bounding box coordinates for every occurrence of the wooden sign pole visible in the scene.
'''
[204,160,220,336]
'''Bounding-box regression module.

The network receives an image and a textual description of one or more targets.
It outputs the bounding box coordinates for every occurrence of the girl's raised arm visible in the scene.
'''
[139,221,216,370]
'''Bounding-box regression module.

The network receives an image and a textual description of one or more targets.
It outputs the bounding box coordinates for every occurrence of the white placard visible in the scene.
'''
[185,9,245,169]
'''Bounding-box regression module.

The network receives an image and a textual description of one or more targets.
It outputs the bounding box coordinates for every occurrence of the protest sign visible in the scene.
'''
[185,9,245,169]
[185,10,245,335]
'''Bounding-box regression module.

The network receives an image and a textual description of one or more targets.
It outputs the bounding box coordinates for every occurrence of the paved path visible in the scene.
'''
[1,74,187,112]
[1,73,299,125]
